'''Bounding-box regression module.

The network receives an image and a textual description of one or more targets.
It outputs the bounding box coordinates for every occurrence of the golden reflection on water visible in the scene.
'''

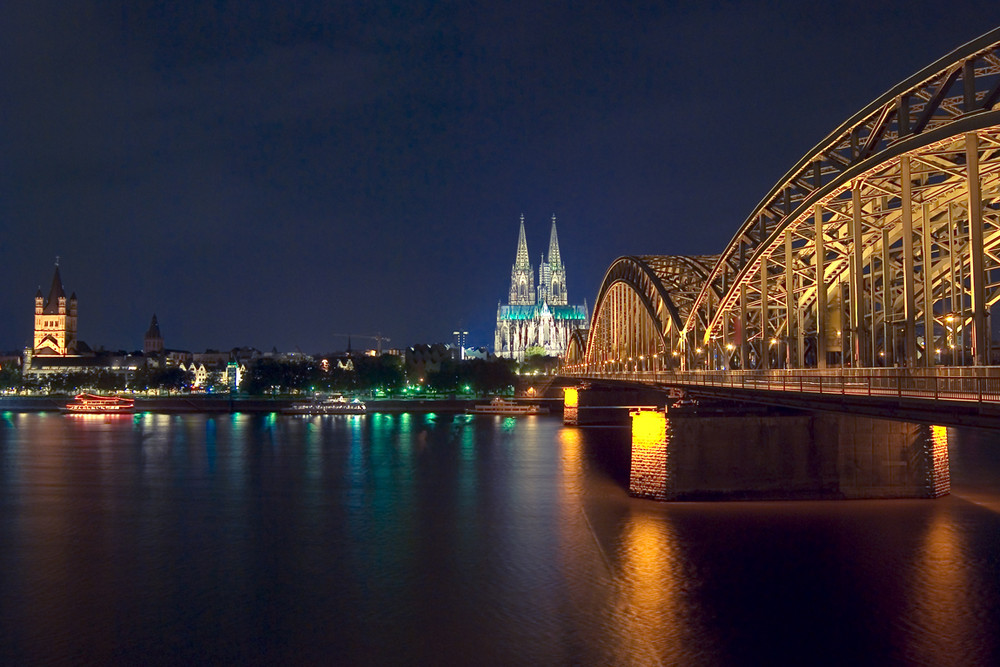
[614,511,688,663]
[904,507,974,664]
[558,425,694,664]
[559,426,583,492]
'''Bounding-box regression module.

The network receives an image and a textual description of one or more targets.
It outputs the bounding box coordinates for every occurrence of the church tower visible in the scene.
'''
[32,261,78,356]
[508,214,535,305]
[144,314,164,355]
[546,215,567,305]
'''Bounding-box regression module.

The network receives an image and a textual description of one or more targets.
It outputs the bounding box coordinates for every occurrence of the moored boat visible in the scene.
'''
[283,394,367,415]
[64,393,136,414]
[467,397,548,415]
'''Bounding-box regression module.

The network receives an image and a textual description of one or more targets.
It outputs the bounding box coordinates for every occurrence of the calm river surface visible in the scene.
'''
[1,411,999,665]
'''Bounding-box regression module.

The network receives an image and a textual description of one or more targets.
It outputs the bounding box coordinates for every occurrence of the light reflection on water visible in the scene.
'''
[0,412,998,664]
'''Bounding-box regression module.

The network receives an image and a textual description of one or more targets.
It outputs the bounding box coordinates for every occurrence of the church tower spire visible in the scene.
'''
[514,214,531,271]
[508,214,535,305]
[547,215,562,269]
[547,215,567,305]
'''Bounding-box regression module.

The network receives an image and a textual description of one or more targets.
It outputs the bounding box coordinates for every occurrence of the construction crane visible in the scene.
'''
[331,333,391,356]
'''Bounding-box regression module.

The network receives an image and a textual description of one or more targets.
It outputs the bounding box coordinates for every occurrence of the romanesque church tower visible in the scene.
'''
[33,262,78,357]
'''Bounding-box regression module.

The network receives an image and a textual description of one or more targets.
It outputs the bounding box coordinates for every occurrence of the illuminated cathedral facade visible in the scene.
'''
[495,215,588,361]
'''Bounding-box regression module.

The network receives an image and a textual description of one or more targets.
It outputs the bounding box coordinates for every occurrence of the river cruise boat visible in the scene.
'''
[467,397,548,416]
[283,394,367,415]
[64,393,136,414]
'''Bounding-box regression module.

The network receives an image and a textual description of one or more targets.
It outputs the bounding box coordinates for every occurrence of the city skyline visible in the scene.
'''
[3,2,1000,352]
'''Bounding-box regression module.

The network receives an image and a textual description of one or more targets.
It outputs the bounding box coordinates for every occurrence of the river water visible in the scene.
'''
[0,411,998,665]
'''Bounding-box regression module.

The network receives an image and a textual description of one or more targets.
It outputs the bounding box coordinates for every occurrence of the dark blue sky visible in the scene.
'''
[2,1,999,353]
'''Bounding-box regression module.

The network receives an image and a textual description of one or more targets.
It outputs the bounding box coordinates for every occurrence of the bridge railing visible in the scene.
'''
[561,367,1000,404]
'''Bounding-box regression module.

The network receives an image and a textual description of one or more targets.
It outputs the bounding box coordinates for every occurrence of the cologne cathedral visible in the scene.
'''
[494,215,588,361]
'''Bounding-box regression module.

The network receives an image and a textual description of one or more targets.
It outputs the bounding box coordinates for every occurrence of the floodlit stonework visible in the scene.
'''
[495,215,588,361]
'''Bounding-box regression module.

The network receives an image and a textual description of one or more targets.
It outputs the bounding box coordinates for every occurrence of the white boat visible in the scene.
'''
[64,393,136,414]
[467,397,548,415]
[284,394,367,415]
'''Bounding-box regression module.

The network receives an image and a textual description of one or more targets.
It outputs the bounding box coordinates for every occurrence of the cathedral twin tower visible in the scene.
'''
[495,215,588,361]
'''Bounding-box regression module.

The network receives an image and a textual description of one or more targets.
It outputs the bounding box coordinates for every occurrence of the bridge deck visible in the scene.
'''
[563,368,1000,428]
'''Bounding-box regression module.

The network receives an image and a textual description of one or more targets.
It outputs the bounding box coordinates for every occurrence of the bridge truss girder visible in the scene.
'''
[578,255,717,373]
[680,27,1000,371]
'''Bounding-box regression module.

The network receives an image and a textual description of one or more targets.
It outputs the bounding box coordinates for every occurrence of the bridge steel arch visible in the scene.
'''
[677,26,1000,372]
[573,255,718,374]
[565,328,588,365]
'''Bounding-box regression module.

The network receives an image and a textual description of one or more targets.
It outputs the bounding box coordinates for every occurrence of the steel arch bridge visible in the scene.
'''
[572,27,1000,383]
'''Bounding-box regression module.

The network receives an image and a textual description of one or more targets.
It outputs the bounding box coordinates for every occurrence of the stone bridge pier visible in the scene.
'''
[563,386,950,501]
[628,402,950,501]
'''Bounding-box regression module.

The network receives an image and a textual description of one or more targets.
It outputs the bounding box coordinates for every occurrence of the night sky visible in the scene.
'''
[3,2,1000,354]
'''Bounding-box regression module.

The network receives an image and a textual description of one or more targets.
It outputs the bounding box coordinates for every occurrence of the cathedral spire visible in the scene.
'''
[514,214,531,270]
[547,215,562,268]
[508,214,535,305]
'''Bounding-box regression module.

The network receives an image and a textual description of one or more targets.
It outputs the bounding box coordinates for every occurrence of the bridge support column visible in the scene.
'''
[966,132,988,365]
[761,257,770,369]
[814,205,828,369]
[784,230,797,368]
[850,186,869,367]
[922,202,936,367]
[881,228,892,366]
[901,155,918,366]
[739,285,749,370]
